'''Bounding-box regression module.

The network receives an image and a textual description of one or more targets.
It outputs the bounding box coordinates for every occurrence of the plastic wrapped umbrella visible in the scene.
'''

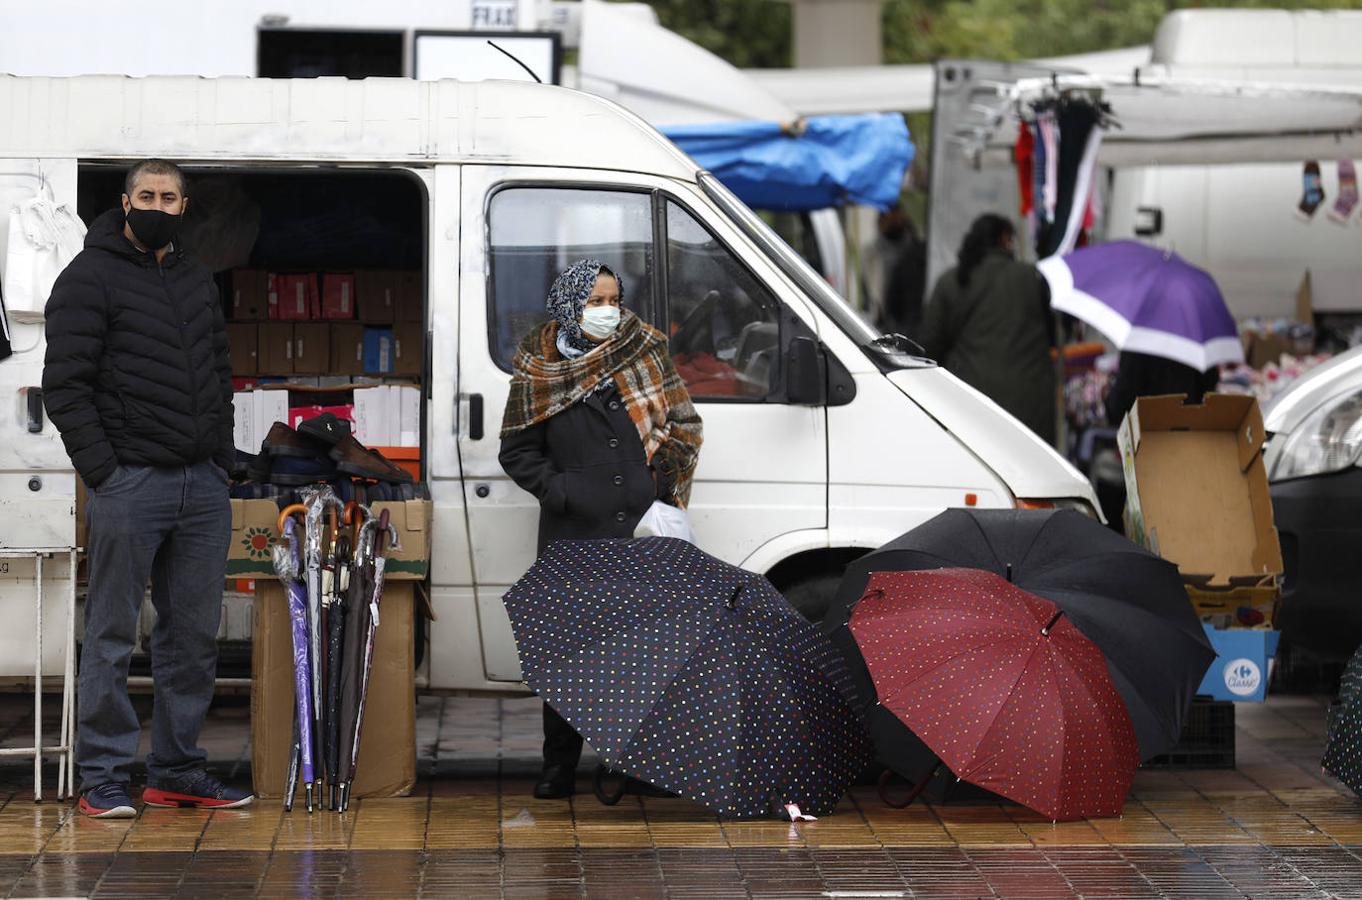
[301,488,342,807]
[272,506,316,813]
[1037,240,1244,371]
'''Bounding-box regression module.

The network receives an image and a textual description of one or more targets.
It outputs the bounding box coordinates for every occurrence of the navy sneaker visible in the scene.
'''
[143,770,253,810]
[78,782,137,819]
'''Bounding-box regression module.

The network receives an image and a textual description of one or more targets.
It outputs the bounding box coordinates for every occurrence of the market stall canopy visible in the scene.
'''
[661,114,914,211]
[577,0,792,125]
[745,46,1151,116]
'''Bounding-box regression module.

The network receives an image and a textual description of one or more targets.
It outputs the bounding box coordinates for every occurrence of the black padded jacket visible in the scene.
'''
[42,208,234,489]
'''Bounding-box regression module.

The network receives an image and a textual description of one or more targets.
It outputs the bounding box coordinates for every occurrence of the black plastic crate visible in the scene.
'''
[1142,697,1235,769]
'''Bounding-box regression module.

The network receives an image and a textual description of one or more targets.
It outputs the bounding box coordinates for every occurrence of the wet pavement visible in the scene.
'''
[0,693,1360,897]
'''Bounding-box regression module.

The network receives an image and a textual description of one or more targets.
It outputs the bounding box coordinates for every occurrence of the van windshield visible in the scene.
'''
[700,173,878,345]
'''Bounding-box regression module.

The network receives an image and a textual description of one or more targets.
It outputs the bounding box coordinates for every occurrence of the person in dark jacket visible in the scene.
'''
[499,258,703,799]
[1103,351,1220,427]
[920,213,1057,445]
[42,159,250,818]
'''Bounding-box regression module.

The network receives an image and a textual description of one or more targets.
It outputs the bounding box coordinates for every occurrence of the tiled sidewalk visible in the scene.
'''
[0,694,1360,897]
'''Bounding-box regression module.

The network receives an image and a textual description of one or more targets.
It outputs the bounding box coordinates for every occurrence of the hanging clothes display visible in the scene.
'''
[1030,97,1105,259]
[1329,160,1358,225]
[1297,161,1325,221]
[1013,126,1035,223]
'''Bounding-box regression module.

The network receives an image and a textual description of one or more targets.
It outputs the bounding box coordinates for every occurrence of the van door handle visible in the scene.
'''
[468,393,485,441]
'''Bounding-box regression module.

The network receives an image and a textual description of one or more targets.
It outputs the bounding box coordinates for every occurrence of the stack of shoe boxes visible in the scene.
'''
[224,267,423,453]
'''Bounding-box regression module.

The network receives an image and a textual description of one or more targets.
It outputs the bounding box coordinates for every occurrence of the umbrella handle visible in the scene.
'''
[877,762,940,810]
[277,503,307,535]
[593,765,627,807]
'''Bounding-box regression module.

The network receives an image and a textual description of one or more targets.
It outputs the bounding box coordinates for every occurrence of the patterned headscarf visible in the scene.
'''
[547,258,624,356]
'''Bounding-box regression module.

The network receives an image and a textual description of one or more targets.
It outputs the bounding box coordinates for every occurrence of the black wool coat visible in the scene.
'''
[42,208,234,488]
[499,385,662,554]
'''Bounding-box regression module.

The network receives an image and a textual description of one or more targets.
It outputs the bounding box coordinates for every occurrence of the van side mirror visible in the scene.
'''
[786,337,825,406]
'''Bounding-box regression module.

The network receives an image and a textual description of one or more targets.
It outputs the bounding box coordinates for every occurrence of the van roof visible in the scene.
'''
[0,75,701,179]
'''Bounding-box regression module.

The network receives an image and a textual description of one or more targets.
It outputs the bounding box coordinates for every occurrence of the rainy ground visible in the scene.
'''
[0,693,1361,898]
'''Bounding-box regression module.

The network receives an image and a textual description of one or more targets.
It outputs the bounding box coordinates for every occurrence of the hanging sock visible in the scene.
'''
[1329,160,1358,225]
[1015,125,1035,219]
[1297,161,1326,221]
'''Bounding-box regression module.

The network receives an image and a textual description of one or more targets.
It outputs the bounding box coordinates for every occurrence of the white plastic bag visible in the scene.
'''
[3,188,86,324]
[633,500,698,545]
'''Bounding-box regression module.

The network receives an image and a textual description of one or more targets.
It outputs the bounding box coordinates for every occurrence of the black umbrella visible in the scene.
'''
[503,537,872,820]
[825,509,1216,762]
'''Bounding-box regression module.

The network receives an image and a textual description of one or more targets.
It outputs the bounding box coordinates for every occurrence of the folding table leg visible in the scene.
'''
[33,553,43,803]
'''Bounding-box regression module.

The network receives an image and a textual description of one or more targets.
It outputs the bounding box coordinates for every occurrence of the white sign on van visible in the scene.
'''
[472,0,518,30]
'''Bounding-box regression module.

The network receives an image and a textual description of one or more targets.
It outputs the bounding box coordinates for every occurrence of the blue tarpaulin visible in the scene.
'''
[661,113,914,212]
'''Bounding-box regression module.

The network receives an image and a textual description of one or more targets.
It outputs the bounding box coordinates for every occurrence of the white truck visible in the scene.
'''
[0,74,1099,692]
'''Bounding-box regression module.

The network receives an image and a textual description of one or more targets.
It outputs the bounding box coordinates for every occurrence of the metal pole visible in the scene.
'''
[34,553,43,802]
[59,549,76,799]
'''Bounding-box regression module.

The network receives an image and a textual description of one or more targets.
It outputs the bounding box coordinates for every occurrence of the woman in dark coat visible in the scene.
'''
[920,214,1057,445]
[498,258,703,799]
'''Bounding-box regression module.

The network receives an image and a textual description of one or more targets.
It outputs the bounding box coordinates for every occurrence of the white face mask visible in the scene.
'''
[581,306,621,339]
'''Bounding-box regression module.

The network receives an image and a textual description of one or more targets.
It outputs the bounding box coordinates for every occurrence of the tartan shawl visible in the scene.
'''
[500,310,704,507]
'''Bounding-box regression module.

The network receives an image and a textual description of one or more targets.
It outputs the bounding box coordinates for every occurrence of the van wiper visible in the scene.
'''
[864,333,937,371]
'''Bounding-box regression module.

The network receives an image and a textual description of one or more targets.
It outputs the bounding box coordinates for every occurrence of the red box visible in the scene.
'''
[289,404,355,431]
[322,273,356,320]
[273,273,318,321]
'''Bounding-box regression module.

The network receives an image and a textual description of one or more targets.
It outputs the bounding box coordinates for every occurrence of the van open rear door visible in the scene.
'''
[0,157,80,683]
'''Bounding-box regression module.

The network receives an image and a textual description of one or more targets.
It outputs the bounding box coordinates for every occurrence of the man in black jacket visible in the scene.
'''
[43,159,251,817]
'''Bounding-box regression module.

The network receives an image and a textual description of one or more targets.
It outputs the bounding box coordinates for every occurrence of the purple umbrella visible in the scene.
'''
[273,511,316,814]
[1038,241,1243,372]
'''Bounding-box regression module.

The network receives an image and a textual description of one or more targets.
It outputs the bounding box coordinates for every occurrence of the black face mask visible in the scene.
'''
[125,206,181,251]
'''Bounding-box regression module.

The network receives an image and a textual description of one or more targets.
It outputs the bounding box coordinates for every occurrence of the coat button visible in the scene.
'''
[609,401,620,410]
[615,512,627,522]
[613,475,624,486]
[608,438,619,448]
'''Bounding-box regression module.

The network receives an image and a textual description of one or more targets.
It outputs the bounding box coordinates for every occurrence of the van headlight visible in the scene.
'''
[1270,389,1362,481]
[1016,497,1099,518]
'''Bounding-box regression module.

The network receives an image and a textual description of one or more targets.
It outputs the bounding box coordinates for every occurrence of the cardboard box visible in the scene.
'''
[357,270,398,323]
[251,390,290,453]
[321,273,356,320]
[364,327,395,374]
[396,271,423,323]
[398,385,420,448]
[230,269,269,321]
[274,273,318,321]
[392,323,422,376]
[1196,625,1281,702]
[257,323,294,374]
[330,323,366,376]
[251,581,415,800]
[1118,393,1285,633]
[225,323,258,376]
[353,385,392,446]
[232,392,255,453]
[292,323,331,375]
[228,498,431,580]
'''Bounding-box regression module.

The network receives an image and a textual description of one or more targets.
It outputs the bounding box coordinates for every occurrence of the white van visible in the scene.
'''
[0,75,1098,693]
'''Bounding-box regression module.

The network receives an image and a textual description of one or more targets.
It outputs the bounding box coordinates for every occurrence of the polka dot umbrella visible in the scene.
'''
[502,537,872,820]
[849,568,1140,821]
[1322,641,1362,796]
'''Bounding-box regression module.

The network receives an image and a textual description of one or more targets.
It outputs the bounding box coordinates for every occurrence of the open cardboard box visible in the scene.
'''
[228,498,431,581]
[251,581,415,800]
[1118,393,1283,633]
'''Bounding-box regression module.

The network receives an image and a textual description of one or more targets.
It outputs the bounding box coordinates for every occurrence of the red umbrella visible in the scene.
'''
[850,568,1138,821]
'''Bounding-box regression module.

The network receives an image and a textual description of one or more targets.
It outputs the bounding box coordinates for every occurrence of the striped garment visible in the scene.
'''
[500,309,704,507]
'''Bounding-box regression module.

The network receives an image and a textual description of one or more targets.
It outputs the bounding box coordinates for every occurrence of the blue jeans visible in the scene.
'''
[77,461,230,791]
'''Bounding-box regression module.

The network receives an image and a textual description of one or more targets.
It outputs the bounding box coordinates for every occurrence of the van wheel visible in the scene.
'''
[780,571,843,623]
